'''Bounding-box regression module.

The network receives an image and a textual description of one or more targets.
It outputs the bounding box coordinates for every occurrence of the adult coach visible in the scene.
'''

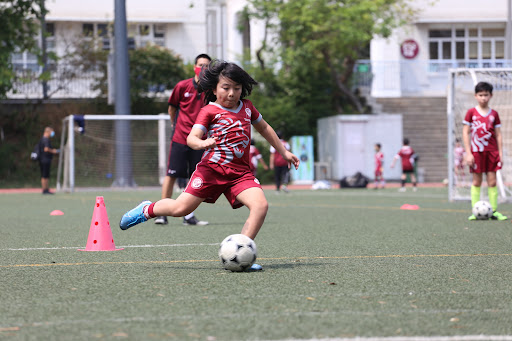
[155,54,211,225]
[39,127,59,194]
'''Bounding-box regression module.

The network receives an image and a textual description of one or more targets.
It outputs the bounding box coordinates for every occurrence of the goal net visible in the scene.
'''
[57,114,172,192]
[447,68,512,202]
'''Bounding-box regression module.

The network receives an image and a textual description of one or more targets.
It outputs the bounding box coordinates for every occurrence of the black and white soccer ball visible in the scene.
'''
[218,234,257,272]
[472,200,493,220]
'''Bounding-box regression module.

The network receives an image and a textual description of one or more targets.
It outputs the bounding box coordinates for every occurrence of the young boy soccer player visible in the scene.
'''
[463,81,507,221]
[120,60,300,270]
[390,138,417,192]
[374,143,385,189]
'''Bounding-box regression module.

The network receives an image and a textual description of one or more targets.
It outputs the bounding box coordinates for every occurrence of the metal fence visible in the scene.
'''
[7,64,104,99]
[7,63,172,100]
[8,60,512,99]
[353,59,512,96]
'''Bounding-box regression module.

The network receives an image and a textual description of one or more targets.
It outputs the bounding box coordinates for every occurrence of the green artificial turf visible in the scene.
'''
[1,188,512,340]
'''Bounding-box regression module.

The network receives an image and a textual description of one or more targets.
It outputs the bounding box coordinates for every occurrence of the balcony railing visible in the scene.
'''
[7,64,103,99]
[6,63,171,100]
[8,59,512,99]
[353,59,512,96]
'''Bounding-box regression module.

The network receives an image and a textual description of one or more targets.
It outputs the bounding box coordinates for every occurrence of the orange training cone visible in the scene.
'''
[78,196,123,251]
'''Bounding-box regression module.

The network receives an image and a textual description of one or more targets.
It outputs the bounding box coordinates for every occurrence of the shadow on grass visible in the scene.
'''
[147,261,326,271]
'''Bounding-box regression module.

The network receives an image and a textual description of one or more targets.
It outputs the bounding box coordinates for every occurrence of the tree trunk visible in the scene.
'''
[322,49,364,114]
[256,18,271,70]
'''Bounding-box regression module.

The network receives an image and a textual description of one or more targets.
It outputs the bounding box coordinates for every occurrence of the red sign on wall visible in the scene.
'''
[400,39,419,59]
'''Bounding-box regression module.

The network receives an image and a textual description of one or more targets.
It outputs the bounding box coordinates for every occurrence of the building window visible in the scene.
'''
[45,23,55,50]
[428,26,506,70]
[81,22,164,50]
[82,23,113,50]
[138,24,152,47]
[82,23,94,37]
[126,23,165,48]
[139,25,150,36]
[153,24,165,47]
[11,22,56,71]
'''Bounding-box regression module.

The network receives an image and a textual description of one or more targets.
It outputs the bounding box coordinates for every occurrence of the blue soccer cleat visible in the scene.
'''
[250,263,262,271]
[119,200,152,230]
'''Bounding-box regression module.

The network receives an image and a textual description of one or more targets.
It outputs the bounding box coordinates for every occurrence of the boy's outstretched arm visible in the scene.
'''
[254,119,300,170]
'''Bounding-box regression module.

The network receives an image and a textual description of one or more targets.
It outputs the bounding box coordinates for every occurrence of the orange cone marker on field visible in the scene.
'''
[78,196,123,251]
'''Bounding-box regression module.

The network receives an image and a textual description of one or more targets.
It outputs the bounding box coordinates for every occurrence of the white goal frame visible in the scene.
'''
[57,114,169,193]
[447,68,512,202]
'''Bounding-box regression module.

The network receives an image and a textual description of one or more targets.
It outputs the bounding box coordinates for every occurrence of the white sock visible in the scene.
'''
[184,212,195,220]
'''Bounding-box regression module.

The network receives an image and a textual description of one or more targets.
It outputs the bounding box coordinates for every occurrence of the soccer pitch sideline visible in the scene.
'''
[1,188,512,341]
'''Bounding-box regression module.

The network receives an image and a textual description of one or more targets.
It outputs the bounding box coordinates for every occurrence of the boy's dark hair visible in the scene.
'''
[403,138,409,145]
[375,143,381,149]
[198,60,258,104]
[194,54,211,65]
[475,81,493,94]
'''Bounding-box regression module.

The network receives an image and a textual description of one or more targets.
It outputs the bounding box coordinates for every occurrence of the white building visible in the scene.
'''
[10,0,511,100]
[9,0,267,98]
[368,0,512,97]
[14,0,267,65]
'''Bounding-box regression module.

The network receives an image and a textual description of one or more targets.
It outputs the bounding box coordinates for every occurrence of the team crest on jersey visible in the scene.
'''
[489,115,495,123]
[191,177,203,189]
[245,108,251,118]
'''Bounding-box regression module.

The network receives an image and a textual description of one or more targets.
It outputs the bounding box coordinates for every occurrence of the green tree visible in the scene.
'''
[0,0,44,98]
[245,0,415,114]
[244,58,333,139]
[129,45,186,106]
[67,42,187,114]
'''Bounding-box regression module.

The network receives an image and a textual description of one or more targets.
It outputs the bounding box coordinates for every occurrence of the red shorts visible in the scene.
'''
[184,161,262,209]
[374,168,382,178]
[471,151,501,173]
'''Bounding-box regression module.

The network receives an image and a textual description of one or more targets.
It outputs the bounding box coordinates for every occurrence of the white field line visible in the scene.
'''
[267,336,512,341]
[0,243,218,251]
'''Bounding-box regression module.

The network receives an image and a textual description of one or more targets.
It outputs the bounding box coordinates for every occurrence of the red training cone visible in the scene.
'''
[78,196,123,251]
